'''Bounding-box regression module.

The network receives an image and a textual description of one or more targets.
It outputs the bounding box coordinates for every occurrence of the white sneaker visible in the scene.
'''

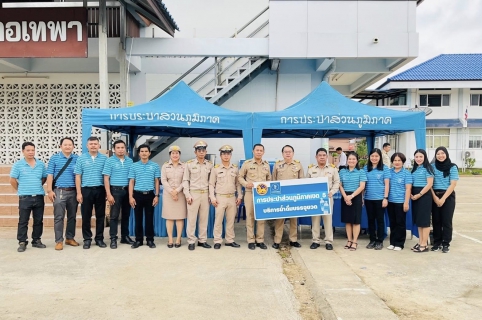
[387,245,395,250]
[393,246,402,251]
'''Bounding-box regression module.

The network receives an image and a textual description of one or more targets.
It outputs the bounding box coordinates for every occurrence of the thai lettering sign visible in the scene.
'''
[253,177,331,220]
[0,8,87,58]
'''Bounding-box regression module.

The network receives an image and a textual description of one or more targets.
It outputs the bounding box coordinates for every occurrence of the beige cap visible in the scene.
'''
[219,145,233,152]
[169,145,181,152]
[193,140,208,149]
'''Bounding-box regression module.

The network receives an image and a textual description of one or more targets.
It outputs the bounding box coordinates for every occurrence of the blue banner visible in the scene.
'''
[253,178,331,220]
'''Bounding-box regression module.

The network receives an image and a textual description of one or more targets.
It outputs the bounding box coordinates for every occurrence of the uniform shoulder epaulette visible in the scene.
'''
[214,164,220,168]
[164,161,169,164]
[308,164,314,168]
[294,159,300,163]
[186,159,194,163]
[232,163,238,167]
[245,159,252,163]
[207,160,212,164]
[276,159,282,163]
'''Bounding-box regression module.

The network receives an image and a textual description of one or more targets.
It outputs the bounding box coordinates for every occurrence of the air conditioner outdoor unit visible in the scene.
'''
[462,151,475,160]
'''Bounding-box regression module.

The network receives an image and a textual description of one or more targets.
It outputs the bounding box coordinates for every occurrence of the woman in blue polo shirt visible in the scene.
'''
[410,149,434,253]
[363,148,390,250]
[387,153,412,251]
[339,152,366,251]
[430,147,458,253]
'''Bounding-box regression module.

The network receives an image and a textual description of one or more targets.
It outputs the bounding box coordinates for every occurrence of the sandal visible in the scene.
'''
[413,246,428,253]
[411,244,420,251]
[174,243,181,248]
[344,241,353,249]
[167,243,174,248]
[349,242,358,251]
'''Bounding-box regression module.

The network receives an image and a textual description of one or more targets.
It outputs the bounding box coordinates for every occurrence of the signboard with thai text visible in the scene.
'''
[0,8,87,58]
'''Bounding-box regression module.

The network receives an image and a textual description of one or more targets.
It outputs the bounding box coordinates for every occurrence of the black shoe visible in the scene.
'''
[272,243,280,249]
[131,241,143,249]
[325,243,333,250]
[110,240,117,249]
[95,240,107,248]
[290,241,301,248]
[17,242,27,252]
[167,243,174,248]
[431,245,442,252]
[214,243,221,249]
[120,236,135,245]
[374,242,383,250]
[197,242,211,249]
[175,243,181,248]
[366,241,376,249]
[257,243,267,250]
[31,240,46,248]
[310,243,320,249]
[188,243,195,251]
[225,242,240,248]
[83,240,91,249]
[147,241,156,249]
[248,243,256,250]
[442,245,450,253]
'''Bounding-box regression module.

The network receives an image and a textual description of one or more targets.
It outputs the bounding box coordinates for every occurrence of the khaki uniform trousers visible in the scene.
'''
[187,191,209,244]
[213,195,236,244]
[311,199,334,244]
[274,218,298,243]
[244,191,265,243]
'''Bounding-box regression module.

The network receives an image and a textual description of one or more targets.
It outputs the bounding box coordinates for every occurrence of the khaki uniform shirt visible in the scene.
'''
[238,158,271,189]
[306,163,340,195]
[209,163,243,201]
[161,160,185,194]
[182,158,213,198]
[272,160,304,181]
[382,151,391,168]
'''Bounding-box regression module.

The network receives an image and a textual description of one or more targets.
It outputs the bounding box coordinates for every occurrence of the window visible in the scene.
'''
[426,129,450,148]
[470,94,482,106]
[389,95,406,106]
[419,94,450,107]
[469,129,482,148]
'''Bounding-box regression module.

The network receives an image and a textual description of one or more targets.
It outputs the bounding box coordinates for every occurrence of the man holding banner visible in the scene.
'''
[272,145,304,249]
[306,148,340,250]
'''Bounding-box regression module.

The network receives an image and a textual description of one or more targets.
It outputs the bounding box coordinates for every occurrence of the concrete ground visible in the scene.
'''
[1,177,481,319]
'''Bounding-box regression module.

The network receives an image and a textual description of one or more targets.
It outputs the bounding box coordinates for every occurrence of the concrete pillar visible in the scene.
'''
[99,0,109,149]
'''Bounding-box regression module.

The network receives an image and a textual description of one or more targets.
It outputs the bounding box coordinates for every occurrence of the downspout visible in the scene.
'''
[322,59,336,82]
[274,61,281,111]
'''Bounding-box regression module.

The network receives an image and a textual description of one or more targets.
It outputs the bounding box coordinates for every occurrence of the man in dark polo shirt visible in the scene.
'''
[46,137,79,251]
[10,142,47,252]
[74,136,108,249]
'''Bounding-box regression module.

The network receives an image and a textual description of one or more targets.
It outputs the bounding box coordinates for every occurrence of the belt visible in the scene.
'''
[54,187,76,191]
[82,186,103,189]
[191,189,208,193]
[216,193,235,197]
[134,190,153,194]
[111,186,128,190]
[19,195,43,198]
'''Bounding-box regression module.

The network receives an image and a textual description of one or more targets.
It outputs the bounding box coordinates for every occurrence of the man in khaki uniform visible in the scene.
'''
[307,147,340,250]
[272,145,304,249]
[183,140,213,251]
[209,145,243,249]
[382,143,391,168]
[238,143,271,250]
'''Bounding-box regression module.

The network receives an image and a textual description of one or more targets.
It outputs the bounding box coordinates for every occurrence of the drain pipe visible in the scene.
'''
[322,58,336,82]
[274,60,281,111]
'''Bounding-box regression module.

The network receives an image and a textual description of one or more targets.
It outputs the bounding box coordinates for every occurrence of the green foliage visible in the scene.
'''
[465,157,476,169]
[356,139,368,167]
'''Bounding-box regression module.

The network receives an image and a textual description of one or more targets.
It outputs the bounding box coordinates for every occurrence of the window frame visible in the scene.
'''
[426,129,450,149]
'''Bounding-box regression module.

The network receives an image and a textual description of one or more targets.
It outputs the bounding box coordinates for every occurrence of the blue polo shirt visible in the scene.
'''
[74,152,108,187]
[339,168,367,193]
[46,152,78,188]
[128,160,161,191]
[102,155,133,187]
[10,158,47,196]
[432,164,459,190]
[388,168,413,203]
[411,166,433,187]
[363,165,391,200]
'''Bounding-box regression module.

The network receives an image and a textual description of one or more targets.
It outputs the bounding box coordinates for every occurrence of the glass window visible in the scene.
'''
[470,94,482,106]
[427,94,442,107]
[420,95,427,106]
[426,129,450,148]
[469,136,482,148]
[442,94,450,106]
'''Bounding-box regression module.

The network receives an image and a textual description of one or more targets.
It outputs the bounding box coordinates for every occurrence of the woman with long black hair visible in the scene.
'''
[410,149,434,253]
[363,148,390,250]
[431,147,458,253]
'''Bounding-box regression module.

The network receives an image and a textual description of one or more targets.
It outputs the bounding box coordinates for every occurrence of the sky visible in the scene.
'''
[370,0,482,88]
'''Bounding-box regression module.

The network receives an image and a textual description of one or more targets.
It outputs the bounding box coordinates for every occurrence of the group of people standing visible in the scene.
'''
[10,138,458,254]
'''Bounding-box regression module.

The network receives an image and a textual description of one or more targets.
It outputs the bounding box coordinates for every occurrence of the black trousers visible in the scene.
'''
[387,202,406,248]
[109,188,131,240]
[134,191,155,243]
[81,187,106,241]
[432,190,456,247]
[365,199,385,243]
[17,195,45,244]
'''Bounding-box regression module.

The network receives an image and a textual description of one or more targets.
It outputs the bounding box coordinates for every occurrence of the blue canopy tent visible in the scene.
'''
[252,81,426,151]
[81,81,254,158]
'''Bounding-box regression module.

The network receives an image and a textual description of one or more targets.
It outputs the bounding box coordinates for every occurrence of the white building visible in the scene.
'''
[362,53,482,167]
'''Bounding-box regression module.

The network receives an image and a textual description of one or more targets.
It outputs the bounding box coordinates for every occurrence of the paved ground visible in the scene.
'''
[1,177,481,319]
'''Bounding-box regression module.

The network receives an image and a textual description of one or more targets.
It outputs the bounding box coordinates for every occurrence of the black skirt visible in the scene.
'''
[411,186,432,227]
[341,191,362,224]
